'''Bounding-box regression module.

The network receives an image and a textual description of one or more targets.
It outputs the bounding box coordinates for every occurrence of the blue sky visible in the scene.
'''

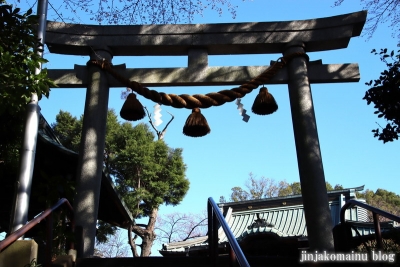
[6,0,400,255]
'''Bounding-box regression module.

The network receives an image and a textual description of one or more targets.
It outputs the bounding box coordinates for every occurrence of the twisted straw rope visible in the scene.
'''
[88,52,306,109]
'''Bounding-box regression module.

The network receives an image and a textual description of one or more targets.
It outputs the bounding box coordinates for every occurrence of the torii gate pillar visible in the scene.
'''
[74,48,112,257]
[43,10,366,256]
[284,42,334,251]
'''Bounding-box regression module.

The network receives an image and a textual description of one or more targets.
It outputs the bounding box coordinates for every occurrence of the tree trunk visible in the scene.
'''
[129,208,158,257]
[140,208,158,257]
[128,225,139,257]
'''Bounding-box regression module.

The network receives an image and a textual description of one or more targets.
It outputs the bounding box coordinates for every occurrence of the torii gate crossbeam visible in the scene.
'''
[44,11,366,257]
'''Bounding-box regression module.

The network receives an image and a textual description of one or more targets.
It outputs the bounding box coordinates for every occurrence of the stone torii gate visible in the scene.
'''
[45,11,366,257]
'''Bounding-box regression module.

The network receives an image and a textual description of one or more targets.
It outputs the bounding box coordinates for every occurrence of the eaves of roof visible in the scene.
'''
[37,114,134,228]
[217,186,364,212]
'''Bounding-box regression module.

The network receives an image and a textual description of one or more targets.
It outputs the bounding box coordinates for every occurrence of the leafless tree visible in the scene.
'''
[227,173,337,202]
[334,0,400,42]
[144,106,174,141]
[155,211,207,244]
[94,229,130,258]
[12,0,240,25]
[245,172,279,199]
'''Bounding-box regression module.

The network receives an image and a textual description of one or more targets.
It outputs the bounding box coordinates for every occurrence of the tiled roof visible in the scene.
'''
[162,208,234,252]
[228,205,308,242]
[160,186,395,254]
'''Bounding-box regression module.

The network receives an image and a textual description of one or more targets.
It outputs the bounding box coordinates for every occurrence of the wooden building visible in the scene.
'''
[160,186,398,257]
[0,114,133,235]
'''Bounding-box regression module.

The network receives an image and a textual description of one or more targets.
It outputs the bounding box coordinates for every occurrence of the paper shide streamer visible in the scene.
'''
[153,103,163,127]
[236,98,250,122]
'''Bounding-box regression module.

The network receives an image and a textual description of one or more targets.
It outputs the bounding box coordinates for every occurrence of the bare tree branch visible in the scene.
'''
[144,106,159,135]
[155,211,207,244]
[94,230,130,258]
[182,217,207,241]
[38,0,240,26]
[159,111,174,140]
[144,106,174,140]
[128,224,140,257]
[334,0,400,42]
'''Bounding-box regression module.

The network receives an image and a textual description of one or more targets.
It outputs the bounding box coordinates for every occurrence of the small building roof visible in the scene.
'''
[160,186,396,256]
[37,115,134,228]
[0,115,133,234]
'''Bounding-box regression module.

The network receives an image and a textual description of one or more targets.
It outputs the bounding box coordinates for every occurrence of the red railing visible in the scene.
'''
[0,198,75,267]
[340,199,400,250]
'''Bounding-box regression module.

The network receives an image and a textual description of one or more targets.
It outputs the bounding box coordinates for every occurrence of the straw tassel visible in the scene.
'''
[120,93,146,121]
[251,86,278,115]
[183,108,210,137]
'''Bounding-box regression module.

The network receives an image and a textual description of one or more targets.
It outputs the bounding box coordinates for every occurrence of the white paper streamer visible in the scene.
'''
[153,103,163,127]
[236,98,250,122]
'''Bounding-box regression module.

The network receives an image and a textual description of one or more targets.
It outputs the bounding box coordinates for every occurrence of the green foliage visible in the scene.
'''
[230,186,250,202]
[51,111,82,152]
[0,3,54,112]
[102,110,189,218]
[51,109,189,251]
[0,2,55,125]
[290,182,302,195]
[325,182,333,191]
[34,172,76,207]
[357,188,400,219]
[364,48,400,143]
[0,2,55,231]
[51,111,117,245]
[96,220,117,244]
[334,184,344,190]
[357,228,400,256]
[31,172,76,258]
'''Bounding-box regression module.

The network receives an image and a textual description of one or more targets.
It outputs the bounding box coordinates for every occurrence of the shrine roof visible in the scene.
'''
[37,115,134,229]
[160,187,395,256]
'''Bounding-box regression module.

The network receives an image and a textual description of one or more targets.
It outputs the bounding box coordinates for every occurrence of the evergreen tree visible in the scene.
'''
[357,189,400,221]
[364,49,400,143]
[52,109,189,256]
[0,1,53,147]
[0,1,55,232]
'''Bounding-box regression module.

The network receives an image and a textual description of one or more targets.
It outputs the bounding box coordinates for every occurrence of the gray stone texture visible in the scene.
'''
[45,11,367,56]
[284,42,334,251]
[47,62,360,88]
[73,48,112,257]
[42,11,367,255]
[0,240,38,267]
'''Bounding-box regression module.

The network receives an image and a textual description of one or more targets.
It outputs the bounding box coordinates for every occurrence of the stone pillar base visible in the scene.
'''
[0,240,38,267]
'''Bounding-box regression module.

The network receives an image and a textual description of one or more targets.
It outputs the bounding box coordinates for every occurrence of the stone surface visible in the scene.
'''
[45,11,367,56]
[73,49,112,258]
[47,62,360,88]
[0,240,38,267]
[41,11,367,257]
[284,42,334,251]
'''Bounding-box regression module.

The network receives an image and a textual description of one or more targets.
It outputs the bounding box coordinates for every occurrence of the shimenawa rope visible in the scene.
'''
[88,52,306,109]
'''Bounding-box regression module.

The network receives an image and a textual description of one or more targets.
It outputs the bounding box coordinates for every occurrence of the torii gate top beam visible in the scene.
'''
[46,11,366,56]
[43,10,368,256]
